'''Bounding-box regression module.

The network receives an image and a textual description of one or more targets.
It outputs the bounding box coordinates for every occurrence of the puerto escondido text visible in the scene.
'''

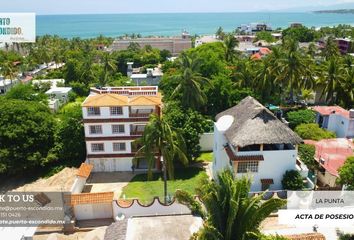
[0,17,22,35]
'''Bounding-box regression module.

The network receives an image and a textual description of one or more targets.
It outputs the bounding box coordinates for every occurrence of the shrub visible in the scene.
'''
[286,109,316,129]
[295,123,336,140]
[282,170,304,190]
[338,156,354,190]
[298,144,316,170]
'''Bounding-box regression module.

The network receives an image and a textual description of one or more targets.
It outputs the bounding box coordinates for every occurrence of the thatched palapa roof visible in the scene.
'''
[216,96,303,148]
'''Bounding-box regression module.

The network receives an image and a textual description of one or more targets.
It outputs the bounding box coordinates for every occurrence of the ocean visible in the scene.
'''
[36,12,354,38]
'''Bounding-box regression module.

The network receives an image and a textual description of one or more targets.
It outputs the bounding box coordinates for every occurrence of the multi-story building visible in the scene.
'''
[109,32,192,56]
[212,96,304,191]
[82,86,162,172]
[335,38,353,54]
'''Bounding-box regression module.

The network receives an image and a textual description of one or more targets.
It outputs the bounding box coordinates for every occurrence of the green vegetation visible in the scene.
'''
[295,123,336,140]
[298,144,316,170]
[282,26,318,42]
[338,156,354,190]
[282,170,305,190]
[0,99,55,175]
[286,109,316,129]
[121,167,207,204]
[134,114,188,180]
[255,31,276,43]
[175,170,286,240]
[196,152,213,162]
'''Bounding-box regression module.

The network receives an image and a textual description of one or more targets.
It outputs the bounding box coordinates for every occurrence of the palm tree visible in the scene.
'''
[135,114,188,203]
[317,57,345,104]
[322,36,340,60]
[176,170,286,240]
[171,53,211,110]
[223,33,239,62]
[274,38,313,102]
[0,60,17,85]
[100,52,117,86]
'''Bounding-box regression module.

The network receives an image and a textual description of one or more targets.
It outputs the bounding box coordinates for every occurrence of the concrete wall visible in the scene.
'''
[70,176,87,194]
[83,106,130,119]
[74,203,113,220]
[327,114,349,138]
[87,158,133,172]
[199,133,214,152]
[317,171,338,188]
[112,198,191,219]
[86,140,134,155]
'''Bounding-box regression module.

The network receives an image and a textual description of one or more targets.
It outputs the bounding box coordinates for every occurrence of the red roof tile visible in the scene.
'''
[304,138,354,176]
[76,163,93,178]
[66,192,114,206]
[313,106,350,119]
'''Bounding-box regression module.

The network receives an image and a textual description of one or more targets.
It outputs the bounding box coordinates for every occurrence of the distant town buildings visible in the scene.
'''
[237,23,272,35]
[110,31,192,56]
[127,62,163,86]
[82,86,162,172]
[335,37,353,55]
[212,96,306,191]
[313,106,354,138]
[45,87,72,112]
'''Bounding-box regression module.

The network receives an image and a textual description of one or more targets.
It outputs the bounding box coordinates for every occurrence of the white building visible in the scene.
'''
[212,96,303,192]
[313,106,354,138]
[195,35,221,47]
[0,78,18,94]
[238,23,272,35]
[127,62,163,86]
[45,87,72,112]
[82,86,162,172]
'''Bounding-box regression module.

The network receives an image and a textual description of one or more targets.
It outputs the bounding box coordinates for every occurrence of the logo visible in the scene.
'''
[0,13,35,42]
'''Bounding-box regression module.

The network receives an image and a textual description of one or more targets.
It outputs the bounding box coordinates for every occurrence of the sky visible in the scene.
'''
[2,0,354,15]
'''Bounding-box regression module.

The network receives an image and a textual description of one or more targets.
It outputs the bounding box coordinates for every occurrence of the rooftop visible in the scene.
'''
[77,163,93,178]
[305,138,354,177]
[313,106,351,119]
[216,96,303,148]
[45,87,72,94]
[82,93,162,107]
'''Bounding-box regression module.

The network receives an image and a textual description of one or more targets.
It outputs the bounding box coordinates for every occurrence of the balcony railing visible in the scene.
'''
[130,130,144,136]
[129,109,156,118]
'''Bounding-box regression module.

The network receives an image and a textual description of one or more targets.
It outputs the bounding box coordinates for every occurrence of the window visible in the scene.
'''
[89,125,102,134]
[87,107,100,116]
[237,161,259,173]
[113,142,126,152]
[112,124,125,134]
[110,106,123,115]
[91,143,104,152]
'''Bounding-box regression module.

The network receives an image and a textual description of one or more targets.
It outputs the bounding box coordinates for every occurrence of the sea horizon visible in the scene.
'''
[35,12,354,38]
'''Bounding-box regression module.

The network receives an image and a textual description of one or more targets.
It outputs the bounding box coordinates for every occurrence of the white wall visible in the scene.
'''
[112,198,191,219]
[87,158,133,172]
[83,106,130,119]
[74,203,113,220]
[327,114,349,138]
[86,140,133,155]
[212,123,233,179]
[84,122,147,137]
[70,176,87,194]
[235,150,297,191]
[199,133,214,152]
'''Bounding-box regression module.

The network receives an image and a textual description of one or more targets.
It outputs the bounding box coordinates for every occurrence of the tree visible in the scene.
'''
[215,26,225,40]
[0,99,55,175]
[295,123,336,141]
[286,109,316,129]
[163,102,212,161]
[298,144,316,170]
[282,26,316,42]
[255,31,276,43]
[5,83,48,102]
[170,53,211,110]
[100,52,117,86]
[135,114,188,203]
[136,113,188,179]
[317,57,345,104]
[338,156,354,190]
[53,104,86,166]
[282,170,305,190]
[275,38,313,101]
[223,33,239,62]
[322,36,340,60]
[0,59,17,85]
[175,170,286,240]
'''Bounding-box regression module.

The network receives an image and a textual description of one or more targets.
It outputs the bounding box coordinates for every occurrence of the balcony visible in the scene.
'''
[129,109,156,118]
[130,124,146,136]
